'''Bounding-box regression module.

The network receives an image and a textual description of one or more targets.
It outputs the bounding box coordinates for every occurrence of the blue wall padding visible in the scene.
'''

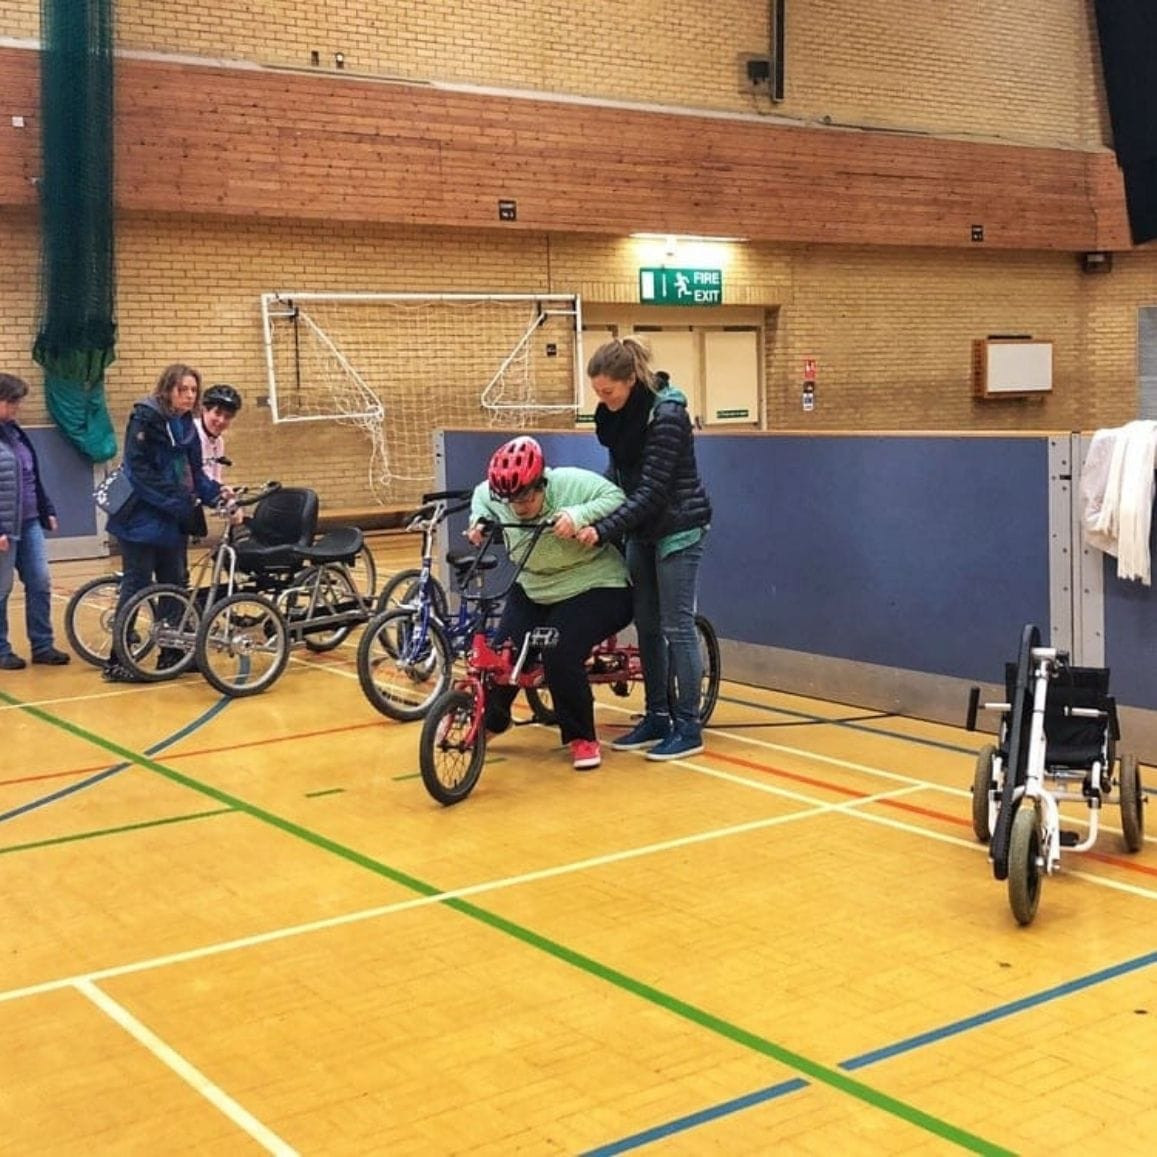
[442,430,1051,685]
[1102,540,1157,710]
[26,425,98,537]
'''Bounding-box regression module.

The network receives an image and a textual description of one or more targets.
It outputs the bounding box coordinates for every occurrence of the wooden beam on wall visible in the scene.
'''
[0,47,1135,251]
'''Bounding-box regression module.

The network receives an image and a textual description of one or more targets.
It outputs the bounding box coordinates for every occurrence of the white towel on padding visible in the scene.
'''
[1082,420,1157,585]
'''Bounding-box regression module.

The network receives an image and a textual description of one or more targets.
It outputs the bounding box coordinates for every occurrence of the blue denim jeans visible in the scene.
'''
[0,519,55,658]
[626,535,705,731]
[115,538,188,617]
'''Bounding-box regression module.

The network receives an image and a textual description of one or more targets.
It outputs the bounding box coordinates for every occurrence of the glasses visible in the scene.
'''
[508,485,542,505]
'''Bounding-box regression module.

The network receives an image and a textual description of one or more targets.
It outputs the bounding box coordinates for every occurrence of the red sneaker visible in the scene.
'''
[570,739,601,771]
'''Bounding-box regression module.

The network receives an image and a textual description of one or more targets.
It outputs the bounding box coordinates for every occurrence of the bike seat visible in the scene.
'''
[446,550,500,573]
[291,526,365,566]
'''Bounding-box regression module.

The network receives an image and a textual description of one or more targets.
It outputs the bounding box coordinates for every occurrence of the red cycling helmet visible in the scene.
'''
[488,436,545,500]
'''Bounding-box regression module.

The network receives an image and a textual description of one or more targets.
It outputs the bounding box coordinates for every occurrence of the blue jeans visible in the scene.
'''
[626,535,705,731]
[0,519,55,658]
[115,538,188,617]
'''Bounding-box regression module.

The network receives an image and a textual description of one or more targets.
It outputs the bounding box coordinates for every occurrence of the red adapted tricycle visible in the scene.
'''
[417,518,721,805]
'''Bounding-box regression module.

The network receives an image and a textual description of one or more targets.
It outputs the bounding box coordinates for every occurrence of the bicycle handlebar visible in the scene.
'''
[420,488,473,503]
[212,479,281,515]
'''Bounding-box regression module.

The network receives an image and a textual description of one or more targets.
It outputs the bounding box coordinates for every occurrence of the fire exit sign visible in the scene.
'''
[639,267,723,306]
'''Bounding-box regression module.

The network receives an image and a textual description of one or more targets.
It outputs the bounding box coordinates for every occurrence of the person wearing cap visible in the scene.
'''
[195,383,242,483]
[466,435,632,771]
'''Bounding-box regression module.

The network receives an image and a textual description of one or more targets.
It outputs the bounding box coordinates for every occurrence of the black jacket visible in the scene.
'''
[591,389,711,545]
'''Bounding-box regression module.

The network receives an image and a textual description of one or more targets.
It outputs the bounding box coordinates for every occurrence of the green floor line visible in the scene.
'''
[0,807,234,856]
[0,688,1009,1155]
[304,788,345,799]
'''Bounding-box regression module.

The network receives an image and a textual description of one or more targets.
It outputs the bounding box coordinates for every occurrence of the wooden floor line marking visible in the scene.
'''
[75,979,298,1155]
[0,693,1009,1153]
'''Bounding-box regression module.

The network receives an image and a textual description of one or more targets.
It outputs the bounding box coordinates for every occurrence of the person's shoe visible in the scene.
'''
[102,661,140,684]
[570,739,602,771]
[156,648,186,672]
[32,647,71,666]
[0,652,27,671]
[646,726,705,761]
[611,713,671,751]
[484,701,512,736]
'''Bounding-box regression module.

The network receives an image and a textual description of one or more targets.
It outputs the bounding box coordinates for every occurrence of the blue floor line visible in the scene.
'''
[840,947,1157,1070]
[0,695,232,824]
[580,1078,809,1156]
[718,691,977,756]
[586,938,1157,1151]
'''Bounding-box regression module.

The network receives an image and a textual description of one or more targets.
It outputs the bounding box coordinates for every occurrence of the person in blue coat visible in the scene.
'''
[103,363,225,681]
[0,373,70,669]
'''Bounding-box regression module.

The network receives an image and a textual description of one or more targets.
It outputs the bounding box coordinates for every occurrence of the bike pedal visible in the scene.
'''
[528,626,559,650]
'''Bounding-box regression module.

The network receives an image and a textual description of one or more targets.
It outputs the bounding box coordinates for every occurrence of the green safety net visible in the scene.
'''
[32,0,119,462]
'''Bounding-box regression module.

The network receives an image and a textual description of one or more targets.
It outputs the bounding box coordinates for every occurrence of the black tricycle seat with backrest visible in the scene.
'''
[233,486,319,574]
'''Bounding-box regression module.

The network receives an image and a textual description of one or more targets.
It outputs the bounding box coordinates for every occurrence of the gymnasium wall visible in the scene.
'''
[2,203,1156,512]
[439,428,1054,682]
[0,0,1106,148]
[0,2,1151,520]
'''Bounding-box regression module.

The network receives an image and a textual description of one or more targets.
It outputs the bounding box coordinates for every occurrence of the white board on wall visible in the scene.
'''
[973,339,1053,396]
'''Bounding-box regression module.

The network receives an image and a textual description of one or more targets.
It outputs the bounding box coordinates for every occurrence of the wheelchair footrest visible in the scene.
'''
[1059,830,1082,847]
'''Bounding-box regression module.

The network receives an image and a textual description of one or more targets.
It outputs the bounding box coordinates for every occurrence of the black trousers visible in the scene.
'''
[491,583,633,743]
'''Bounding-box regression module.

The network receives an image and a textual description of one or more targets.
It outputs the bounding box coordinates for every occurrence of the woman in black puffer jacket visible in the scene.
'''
[577,337,711,760]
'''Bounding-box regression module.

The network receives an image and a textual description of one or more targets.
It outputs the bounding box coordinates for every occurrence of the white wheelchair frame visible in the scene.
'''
[967,624,1146,926]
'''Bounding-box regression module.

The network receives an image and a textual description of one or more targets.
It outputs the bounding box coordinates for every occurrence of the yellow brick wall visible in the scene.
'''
[6,204,1154,512]
[4,1,1152,515]
[1,1,1106,148]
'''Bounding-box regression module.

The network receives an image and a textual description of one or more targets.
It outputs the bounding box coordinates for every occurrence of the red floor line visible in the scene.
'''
[704,749,1157,878]
[0,717,389,789]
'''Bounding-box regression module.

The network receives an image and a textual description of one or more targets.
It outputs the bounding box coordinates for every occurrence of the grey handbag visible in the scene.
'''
[94,465,134,515]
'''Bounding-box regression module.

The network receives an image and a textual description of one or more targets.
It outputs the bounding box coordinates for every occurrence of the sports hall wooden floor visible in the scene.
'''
[2,534,1155,1155]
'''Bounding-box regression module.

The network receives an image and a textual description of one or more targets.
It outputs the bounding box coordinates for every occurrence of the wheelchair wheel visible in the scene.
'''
[971,745,997,843]
[419,688,486,806]
[1007,805,1043,926]
[113,583,201,682]
[1119,752,1145,853]
[694,615,722,724]
[374,568,450,620]
[350,543,378,599]
[525,684,556,725]
[664,615,721,724]
[64,574,121,667]
[290,565,358,653]
[357,609,452,720]
[195,592,289,697]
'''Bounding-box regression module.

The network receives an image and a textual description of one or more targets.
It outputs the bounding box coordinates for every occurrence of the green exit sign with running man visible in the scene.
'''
[639,267,723,306]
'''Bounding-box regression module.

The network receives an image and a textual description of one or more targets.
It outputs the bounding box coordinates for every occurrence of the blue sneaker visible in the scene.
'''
[611,714,671,751]
[646,725,704,761]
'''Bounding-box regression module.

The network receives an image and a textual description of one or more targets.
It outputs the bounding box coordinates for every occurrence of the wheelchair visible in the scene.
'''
[966,623,1146,925]
[192,491,375,697]
[110,485,374,695]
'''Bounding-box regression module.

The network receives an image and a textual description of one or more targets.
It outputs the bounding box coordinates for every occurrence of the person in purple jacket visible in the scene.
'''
[0,372,70,669]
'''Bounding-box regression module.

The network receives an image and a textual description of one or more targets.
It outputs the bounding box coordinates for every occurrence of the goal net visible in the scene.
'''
[260,292,581,503]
